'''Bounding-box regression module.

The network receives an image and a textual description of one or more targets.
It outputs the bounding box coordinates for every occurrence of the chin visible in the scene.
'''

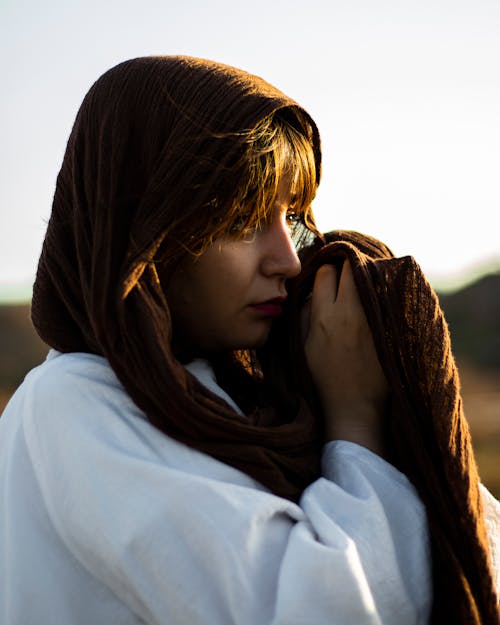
[249,333,272,349]
[232,329,271,350]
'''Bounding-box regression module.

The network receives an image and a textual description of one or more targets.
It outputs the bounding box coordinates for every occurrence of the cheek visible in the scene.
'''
[202,255,252,297]
[225,246,261,281]
[174,269,228,326]
[167,242,258,324]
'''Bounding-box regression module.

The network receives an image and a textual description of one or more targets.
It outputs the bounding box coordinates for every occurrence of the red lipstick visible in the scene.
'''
[250,297,286,317]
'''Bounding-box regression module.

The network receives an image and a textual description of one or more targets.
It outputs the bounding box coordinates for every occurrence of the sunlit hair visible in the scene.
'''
[156,106,320,277]
[223,109,319,246]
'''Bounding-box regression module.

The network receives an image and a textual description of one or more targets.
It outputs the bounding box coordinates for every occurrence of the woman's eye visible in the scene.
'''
[286,212,302,229]
[230,215,260,237]
[230,210,301,236]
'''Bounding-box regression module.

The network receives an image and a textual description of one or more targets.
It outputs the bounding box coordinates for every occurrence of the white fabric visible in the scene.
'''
[185,358,243,415]
[481,483,500,600]
[0,350,435,624]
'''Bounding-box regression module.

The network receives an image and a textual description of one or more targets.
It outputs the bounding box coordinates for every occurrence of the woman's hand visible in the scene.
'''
[302,261,389,455]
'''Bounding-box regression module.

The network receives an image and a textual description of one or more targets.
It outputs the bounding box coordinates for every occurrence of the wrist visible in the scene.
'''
[324,404,386,457]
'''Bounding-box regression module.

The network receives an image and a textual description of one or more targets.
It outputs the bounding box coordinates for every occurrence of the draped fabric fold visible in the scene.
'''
[272,230,498,624]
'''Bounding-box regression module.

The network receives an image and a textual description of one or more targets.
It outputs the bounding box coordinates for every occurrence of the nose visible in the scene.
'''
[260,216,301,279]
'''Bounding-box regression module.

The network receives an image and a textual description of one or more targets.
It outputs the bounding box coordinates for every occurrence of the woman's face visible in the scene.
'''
[166,177,302,354]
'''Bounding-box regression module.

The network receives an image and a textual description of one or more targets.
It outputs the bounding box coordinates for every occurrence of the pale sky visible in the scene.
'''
[1,0,499,301]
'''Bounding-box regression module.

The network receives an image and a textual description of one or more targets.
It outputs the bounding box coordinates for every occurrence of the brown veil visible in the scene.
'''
[31,55,323,499]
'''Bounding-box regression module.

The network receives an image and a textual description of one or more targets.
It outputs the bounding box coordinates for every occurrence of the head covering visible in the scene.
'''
[263,230,499,624]
[31,56,322,500]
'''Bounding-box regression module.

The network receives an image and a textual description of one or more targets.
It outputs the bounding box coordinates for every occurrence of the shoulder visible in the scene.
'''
[7,350,150,468]
[16,350,142,426]
[24,350,129,402]
[13,350,264,491]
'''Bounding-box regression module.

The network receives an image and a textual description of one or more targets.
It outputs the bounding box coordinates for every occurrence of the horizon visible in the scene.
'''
[1,256,499,306]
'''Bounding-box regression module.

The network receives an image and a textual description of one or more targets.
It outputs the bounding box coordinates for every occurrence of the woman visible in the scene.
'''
[0,56,497,624]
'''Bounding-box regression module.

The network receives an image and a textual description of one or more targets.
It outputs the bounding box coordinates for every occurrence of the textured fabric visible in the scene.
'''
[264,230,500,623]
[0,351,432,625]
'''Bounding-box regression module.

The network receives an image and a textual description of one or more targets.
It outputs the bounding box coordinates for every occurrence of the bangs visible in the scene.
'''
[170,107,321,261]
[226,109,320,247]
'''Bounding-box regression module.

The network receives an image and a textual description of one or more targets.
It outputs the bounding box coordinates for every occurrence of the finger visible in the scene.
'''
[336,260,361,307]
[311,264,338,317]
[305,265,337,347]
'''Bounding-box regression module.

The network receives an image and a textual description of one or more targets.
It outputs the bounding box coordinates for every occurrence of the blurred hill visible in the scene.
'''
[0,274,499,496]
[439,272,500,370]
[437,272,500,498]
[0,304,48,392]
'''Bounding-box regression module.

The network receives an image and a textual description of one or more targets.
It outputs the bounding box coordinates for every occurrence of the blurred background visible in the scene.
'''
[1,0,499,495]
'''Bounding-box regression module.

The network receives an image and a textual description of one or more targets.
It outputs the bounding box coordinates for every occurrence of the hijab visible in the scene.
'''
[32,55,323,499]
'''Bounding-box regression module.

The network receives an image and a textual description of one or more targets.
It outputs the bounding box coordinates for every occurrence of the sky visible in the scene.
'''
[1,0,499,301]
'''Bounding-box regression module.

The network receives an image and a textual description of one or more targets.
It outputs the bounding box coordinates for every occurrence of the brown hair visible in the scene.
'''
[154,105,320,282]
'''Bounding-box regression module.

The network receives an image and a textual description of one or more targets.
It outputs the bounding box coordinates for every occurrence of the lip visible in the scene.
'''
[249,296,287,318]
